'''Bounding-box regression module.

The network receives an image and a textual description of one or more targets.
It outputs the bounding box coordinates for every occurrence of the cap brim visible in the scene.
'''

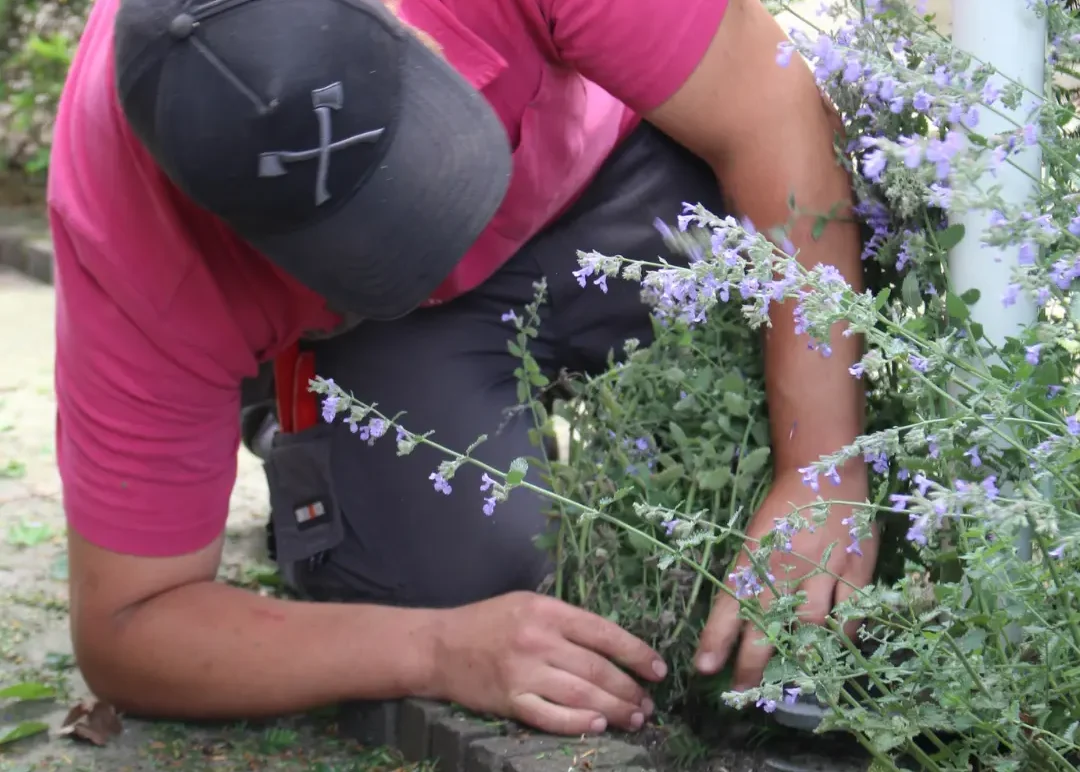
[247,36,512,321]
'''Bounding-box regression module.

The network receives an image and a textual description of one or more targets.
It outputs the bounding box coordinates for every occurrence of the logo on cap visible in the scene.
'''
[258,82,385,206]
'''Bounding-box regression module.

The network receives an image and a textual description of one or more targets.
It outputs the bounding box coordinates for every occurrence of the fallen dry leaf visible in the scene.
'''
[57,697,123,746]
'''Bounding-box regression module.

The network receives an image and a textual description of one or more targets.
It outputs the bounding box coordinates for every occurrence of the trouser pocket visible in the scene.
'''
[263,423,345,591]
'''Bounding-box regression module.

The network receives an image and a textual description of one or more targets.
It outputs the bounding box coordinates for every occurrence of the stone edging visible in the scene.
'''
[338,699,657,772]
[0,223,54,285]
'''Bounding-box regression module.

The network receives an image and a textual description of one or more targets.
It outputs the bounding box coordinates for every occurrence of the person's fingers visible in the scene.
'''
[551,641,651,711]
[730,616,774,692]
[833,577,864,642]
[794,573,835,627]
[558,606,668,683]
[533,668,646,732]
[694,587,742,675]
[512,692,608,737]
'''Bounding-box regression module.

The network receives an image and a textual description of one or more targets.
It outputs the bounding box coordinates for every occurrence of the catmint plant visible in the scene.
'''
[314,1,1080,769]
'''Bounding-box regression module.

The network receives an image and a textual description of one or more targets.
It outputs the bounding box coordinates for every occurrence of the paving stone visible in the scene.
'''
[430,714,503,772]
[465,734,651,772]
[577,738,652,769]
[465,734,577,772]
[399,698,453,762]
[337,699,400,748]
[504,756,582,772]
[24,239,53,285]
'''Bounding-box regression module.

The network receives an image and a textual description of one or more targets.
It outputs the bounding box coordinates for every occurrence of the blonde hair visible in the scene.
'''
[386,0,445,57]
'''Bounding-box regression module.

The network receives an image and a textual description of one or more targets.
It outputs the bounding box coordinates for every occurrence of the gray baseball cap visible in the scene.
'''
[113,0,512,319]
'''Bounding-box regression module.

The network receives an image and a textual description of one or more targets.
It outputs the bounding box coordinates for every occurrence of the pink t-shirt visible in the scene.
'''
[48,0,729,557]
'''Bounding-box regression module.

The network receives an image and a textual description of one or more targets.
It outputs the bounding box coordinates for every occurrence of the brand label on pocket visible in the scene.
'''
[294,499,330,531]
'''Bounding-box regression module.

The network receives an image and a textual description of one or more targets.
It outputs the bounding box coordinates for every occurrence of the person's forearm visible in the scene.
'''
[713,74,866,477]
[76,580,440,719]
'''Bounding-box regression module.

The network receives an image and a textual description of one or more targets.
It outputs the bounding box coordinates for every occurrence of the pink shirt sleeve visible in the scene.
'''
[540,0,729,114]
[52,211,243,558]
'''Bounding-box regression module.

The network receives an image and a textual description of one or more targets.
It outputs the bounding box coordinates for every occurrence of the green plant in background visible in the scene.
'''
[0,680,55,747]
[0,0,87,180]
[316,1,1080,770]
[506,281,775,709]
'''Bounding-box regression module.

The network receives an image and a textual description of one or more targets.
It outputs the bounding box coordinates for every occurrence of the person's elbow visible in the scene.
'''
[66,527,223,713]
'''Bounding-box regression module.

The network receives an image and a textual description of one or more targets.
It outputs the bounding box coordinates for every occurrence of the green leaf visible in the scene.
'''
[960,288,981,305]
[811,215,828,240]
[651,464,685,486]
[737,447,772,478]
[873,287,891,311]
[723,392,750,417]
[0,721,49,747]
[719,371,745,395]
[0,682,55,701]
[505,457,529,487]
[934,223,965,251]
[627,531,653,556]
[668,422,689,448]
[696,467,733,491]
[945,292,969,322]
[901,271,922,308]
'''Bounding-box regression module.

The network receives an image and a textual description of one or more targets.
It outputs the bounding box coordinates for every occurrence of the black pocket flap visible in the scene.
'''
[264,424,345,566]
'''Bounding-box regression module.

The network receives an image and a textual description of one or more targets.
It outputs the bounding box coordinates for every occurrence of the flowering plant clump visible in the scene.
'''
[314,1,1080,769]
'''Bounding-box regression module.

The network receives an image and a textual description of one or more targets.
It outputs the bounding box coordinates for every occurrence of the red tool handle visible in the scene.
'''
[272,342,300,434]
[292,352,320,432]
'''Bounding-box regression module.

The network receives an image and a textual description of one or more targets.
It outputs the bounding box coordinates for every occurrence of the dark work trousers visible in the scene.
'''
[246,122,728,608]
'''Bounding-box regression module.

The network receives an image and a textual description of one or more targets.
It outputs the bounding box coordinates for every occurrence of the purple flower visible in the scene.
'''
[483,497,497,516]
[965,446,982,467]
[784,687,802,705]
[429,472,452,496]
[757,697,778,713]
[501,310,518,323]
[842,516,862,556]
[662,518,679,536]
[863,148,888,181]
[480,473,496,492]
[981,475,999,500]
[772,519,795,552]
[1066,416,1080,436]
[1002,283,1021,307]
[799,465,820,492]
[1049,544,1065,560]
[729,565,771,600]
[849,362,865,379]
[777,42,795,67]
[907,513,930,546]
[909,354,929,373]
[321,384,341,423]
[1025,344,1042,365]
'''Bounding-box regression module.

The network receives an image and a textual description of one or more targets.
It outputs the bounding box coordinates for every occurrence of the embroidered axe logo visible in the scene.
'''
[257,82,385,206]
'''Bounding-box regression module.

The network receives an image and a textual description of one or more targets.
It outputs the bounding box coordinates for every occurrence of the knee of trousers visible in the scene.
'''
[264,429,556,609]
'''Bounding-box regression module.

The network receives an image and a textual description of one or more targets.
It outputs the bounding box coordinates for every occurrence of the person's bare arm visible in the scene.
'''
[69,526,667,732]
[68,527,441,718]
[641,0,872,685]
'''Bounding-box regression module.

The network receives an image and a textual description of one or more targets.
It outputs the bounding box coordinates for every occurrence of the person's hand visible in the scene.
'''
[693,469,878,691]
[431,591,667,735]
